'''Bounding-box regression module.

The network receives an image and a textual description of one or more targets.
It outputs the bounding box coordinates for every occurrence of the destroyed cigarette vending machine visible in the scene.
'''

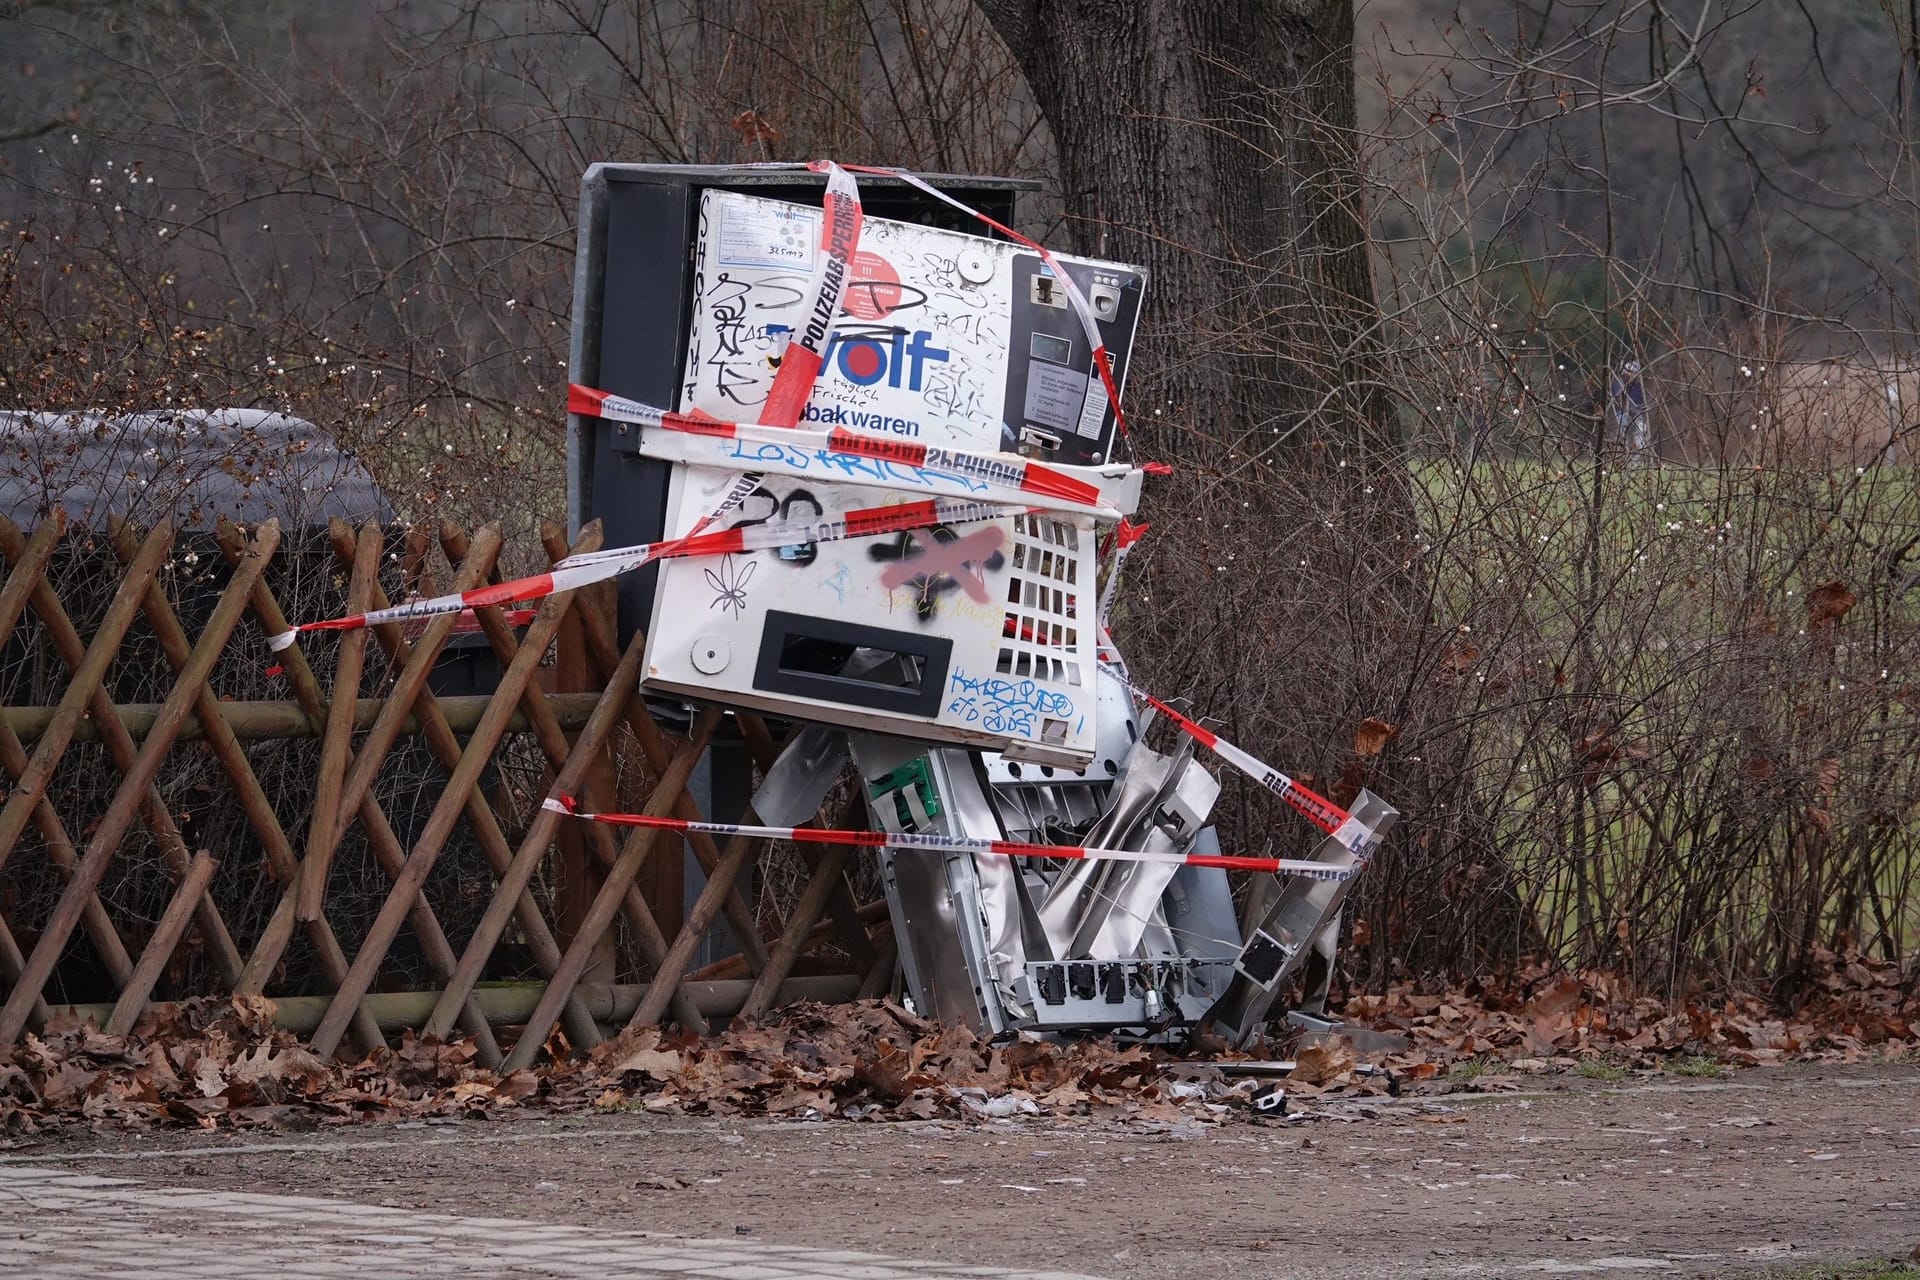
[568,163,1395,1045]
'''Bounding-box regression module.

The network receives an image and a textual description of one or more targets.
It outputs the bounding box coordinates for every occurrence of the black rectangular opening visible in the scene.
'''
[1236,929,1289,990]
[1037,965,1067,1006]
[779,634,925,691]
[754,610,951,718]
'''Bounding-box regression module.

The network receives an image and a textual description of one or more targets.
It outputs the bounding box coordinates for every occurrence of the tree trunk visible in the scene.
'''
[977,2,1431,958]
[975,0,1393,461]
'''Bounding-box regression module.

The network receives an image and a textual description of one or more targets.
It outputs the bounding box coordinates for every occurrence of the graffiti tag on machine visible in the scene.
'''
[691,272,807,409]
[729,485,823,568]
[704,554,756,618]
[869,525,1006,620]
[945,669,1075,738]
[722,438,992,494]
[685,194,1007,450]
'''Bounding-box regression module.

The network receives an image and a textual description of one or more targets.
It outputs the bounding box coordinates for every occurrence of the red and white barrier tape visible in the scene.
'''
[1100,668,1377,858]
[763,161,864,429]
[685,468,768,538]
[823,161,1134,451]
[568,385,1120,518]
[268,495,1015,652]
[576,165,864,539]
[539,798,1354,882]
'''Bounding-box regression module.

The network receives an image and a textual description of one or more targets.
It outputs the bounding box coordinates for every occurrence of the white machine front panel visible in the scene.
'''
[643,465,1099,765]
[680,190,1141,464]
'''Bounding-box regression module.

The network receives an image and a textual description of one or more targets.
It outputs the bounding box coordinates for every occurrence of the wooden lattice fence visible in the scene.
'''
[0,514,888,1066]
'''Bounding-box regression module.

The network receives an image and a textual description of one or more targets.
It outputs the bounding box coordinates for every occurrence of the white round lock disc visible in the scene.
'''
[957,247,994,285]
[690,636,731,675]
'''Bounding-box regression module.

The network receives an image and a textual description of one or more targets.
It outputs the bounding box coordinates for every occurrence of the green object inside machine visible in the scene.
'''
[867,757,942,830]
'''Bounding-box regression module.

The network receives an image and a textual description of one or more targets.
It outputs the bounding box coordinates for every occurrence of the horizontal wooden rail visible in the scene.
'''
[46,975,860,1036]
[0,692,603,745]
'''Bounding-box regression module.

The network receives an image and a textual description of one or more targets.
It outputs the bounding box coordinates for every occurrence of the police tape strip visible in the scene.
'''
[567,384,1120,518]
[762,160,864,429]
[685,468,767,538]
[267,495,1019,651]
[538,798,1355,882]
[1097,666,1376,857]
[824,161,1133,449]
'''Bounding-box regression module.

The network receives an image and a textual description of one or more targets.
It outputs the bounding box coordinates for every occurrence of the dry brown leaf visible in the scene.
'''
[493,1070,539,1101]
[191,1056,226,1098]
[637,1174,689,1190]
[1291,1037,1357,1087]
[611,1048,683,1080]
[1806,580,1856,627]
[730,110,780,146]
[1437,641,1477,679]
[1354,717,1400,757]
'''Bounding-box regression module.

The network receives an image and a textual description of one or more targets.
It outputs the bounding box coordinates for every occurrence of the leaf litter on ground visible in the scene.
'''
[0,945,1909,1135]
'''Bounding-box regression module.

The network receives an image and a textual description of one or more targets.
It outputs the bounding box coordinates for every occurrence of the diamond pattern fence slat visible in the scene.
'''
[0,520,883,1059]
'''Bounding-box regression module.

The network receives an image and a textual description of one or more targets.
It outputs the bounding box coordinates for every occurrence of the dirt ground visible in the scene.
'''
[6,1062,1916,1280]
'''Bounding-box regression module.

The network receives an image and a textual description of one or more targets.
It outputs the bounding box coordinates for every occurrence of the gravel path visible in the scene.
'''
[4,1062,1915,1279]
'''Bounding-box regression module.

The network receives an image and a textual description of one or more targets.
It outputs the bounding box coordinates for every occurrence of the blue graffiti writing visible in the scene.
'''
[722,439,991,495]
[823,560,852,604]
[945,669,1075,738]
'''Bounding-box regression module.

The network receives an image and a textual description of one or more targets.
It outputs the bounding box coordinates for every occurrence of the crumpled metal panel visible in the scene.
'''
[1034,736,1219,961]
[1154,836,1243,960]
[750,723,850,827]
[849,736,1028,1032]
[1202,788,1399,1045]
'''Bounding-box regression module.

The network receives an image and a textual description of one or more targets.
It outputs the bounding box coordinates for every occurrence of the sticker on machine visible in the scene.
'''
[715,197,820,272]
[1023,360,1091,435]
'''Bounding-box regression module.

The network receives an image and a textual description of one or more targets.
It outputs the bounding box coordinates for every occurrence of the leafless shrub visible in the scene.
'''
[2,0,1915,1013]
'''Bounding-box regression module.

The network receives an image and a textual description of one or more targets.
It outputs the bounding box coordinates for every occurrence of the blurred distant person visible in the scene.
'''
[1609,360,1651,460]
